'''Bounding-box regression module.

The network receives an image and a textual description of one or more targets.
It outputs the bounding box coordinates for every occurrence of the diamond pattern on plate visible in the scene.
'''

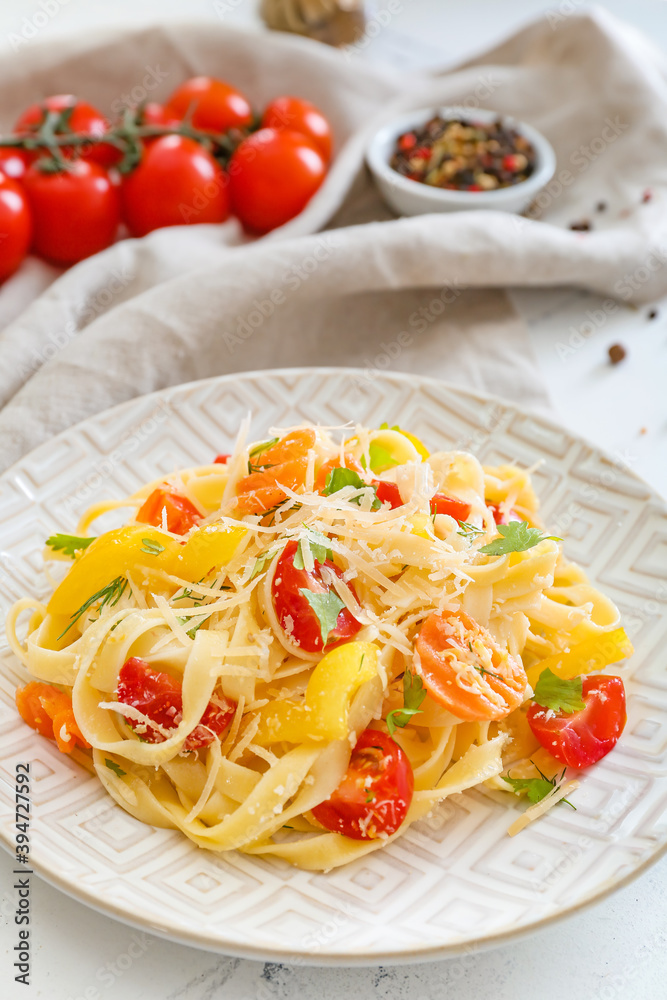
[0,368,665,964]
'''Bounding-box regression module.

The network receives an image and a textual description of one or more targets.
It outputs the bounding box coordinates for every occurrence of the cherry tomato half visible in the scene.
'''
[229,128,327,235]
[430,492,471,522]
[23,160,120,265]
[0,172,32,281]
[311,729,414,840]
[527,675,626,769]
[116,657,236,750]
[136,487,201,535]
[14,95,118,166]
[120,135,230,238]
[487,502,519,525]
[214,453,231,464]
[164,76,253,133]
[271,539,361,653]
[373,480,404,509]
[261,96,333,163]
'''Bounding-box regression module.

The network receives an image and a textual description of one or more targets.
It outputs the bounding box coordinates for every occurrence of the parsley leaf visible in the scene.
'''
[249,548,279,581]
[533,668,585,714]
[140,537,164,556]
[58,576,128,639]
[457,520,484,540]
[368,441,399,473]
[323,467,381,511]
[104,759,126,778]
[386,670,427,735]
[480,521,561,556]
[46,533,96,558]
[299,588,345,645]
[503,760,576,809]
[293,528,333,570]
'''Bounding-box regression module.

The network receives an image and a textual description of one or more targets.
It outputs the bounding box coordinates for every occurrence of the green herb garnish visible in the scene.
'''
[293,528,333,570]
[140,537,164,556]
[457,521,485,540]
[104,759,126,778]
[58,576,128,639]
[249,548,280,581]
[322,468,381,511]
[46,533,96,558]
[386,670,427,735]
[480,521,561,556]
[299,589,345,645]
[533,668,585,714]
[503,760,576,809]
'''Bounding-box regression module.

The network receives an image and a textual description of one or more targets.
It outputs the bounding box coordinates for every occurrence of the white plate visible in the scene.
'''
[0,368,665,966]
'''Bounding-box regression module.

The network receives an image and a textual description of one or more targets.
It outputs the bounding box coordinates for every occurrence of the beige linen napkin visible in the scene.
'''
[0,7,666,468]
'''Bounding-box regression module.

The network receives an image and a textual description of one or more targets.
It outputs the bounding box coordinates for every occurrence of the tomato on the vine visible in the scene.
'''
[527,675,626,769]
[0,172,31,281]
[23,159,120,265]
[120,135,230,237]
[14,95,118,166]
[229,127,327,234]
[164,76,253,133]
[312,729,414,839]
[116,657,236,750]
[136,487,201,535]
[271,539,362,653]
[261,96,333,163]
[0,149,30,182]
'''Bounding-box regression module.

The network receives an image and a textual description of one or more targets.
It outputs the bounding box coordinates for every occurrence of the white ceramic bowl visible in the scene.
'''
[366,106,556,216]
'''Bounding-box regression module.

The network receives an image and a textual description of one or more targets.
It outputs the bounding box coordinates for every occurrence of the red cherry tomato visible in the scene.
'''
[137,102,171,126]
[0,172,32,281]
[311,729,414,840]
[261,96,333,163]
[14,95,118,166]
[214,453,231,464]
[527,675,626,769]
[488,502,519,525]
[229,128,327,234]
[373,480,404,509]
[120,135,230,238]
[271,539,361,653]
[23,160,120,265]
[136,487,201,535]
[430,492,471,522]
[116,657,236,750]
[164,76,253,133]
[0,149,30,181]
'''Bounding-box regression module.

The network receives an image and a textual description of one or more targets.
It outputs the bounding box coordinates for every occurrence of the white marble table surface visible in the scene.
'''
[1,2,666,998]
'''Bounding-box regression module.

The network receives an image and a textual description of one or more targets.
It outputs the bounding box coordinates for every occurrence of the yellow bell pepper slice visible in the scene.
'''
[525,627,634,689]
[171,523,246,581]
[254,641,379,744]
[48,523,245,618]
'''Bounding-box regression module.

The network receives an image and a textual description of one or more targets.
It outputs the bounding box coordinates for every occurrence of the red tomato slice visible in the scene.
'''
[271,539,361,653]
[214,453,231,464]
[527,675,626,769]
[430,492,471,521]
[116,657,235,750]
[373,480,404,509]
[414,610,527,721]
[311,729,414,840]
[136,487,201,535]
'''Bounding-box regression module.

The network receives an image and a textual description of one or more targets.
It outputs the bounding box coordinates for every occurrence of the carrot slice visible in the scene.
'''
[16,682,90,754]
[414,610,527,721]
[236,429,316,514]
